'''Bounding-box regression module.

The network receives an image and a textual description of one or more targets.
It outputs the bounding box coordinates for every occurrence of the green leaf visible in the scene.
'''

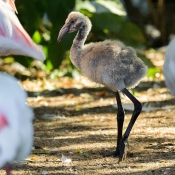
[83,153,90,157]
[75,0,96,13]
[46,60,53,70]
[47,0,76,68]
[42,46,48,58]
[95,0,126,16]
[16,1,41,35]
[91,13,146,47]
[147,68,161,78]
[137,52,155,68]
[77,149,83,153]
[3,57,15,64]
[33,31,41,44]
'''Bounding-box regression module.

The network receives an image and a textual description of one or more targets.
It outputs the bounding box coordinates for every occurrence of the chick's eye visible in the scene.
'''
[71,20,75,24]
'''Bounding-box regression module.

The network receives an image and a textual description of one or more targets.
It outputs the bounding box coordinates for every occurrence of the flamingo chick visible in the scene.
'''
[0,0,45,61]
[0,73,33,175]
[57,12,148,162]
[164,37,175,96]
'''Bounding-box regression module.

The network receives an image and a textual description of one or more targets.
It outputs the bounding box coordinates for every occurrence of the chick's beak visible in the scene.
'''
[57,24,69,43]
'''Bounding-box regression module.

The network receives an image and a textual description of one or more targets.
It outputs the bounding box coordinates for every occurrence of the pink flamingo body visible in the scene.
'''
[0,1,38,174]
[0,73,34,175]
[0,0,45,60]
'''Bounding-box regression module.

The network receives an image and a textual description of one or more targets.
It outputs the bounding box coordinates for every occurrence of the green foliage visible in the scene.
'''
[46,0,76,68]
[147,68,161,78]
[137,52,154,68]
[12,0,150,71]
[90,13,146,47]
[16,0,46,35]
[33,31,42,44]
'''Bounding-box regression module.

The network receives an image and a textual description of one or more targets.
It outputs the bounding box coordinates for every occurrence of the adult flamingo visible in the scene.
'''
[0,73,33,175]
[0,1,37,174]
[164,37,175,96]
[0,0,45,61]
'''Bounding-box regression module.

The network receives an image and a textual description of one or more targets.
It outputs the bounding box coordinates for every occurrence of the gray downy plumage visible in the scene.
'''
[58,12,147,91]
[57,11,148,162]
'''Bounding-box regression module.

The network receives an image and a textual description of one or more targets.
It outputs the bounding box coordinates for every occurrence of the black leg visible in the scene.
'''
[103,91,125,157]
[115,91,125,153]
[118,88,142,162]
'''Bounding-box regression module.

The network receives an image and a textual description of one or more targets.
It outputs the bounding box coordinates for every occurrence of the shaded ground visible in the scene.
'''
[1,74,175,175]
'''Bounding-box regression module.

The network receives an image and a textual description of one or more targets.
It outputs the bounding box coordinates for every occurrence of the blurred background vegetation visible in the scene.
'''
[1,0,175,79]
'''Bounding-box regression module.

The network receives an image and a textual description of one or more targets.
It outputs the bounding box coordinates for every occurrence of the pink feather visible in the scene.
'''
[0,0,45,61]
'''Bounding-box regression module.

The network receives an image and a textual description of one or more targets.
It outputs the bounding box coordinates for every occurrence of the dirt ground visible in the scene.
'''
[1,74,175,175]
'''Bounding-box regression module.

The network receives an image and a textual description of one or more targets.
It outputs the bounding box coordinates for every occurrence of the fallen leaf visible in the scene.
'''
[31,155,37,161]
[76,105,82,110]
[64,93,75,98]
[49,148,60,152]
[80,93,92,98]
[83,153,90,157]
[25,157,34,162]
[42,170,48,175]
[61,154,72,164]
[43,147,48,151]
[95,91,108,96]
[77,149,83,153]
